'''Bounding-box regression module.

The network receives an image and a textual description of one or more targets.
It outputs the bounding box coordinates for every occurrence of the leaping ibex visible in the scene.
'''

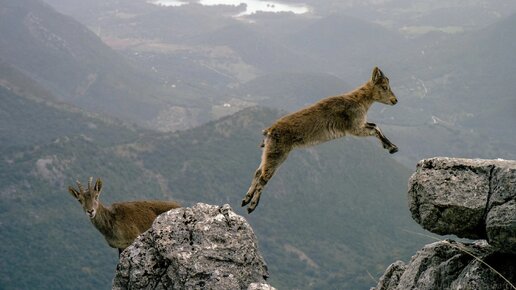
[68,177,181,255]
[242,67,399,213]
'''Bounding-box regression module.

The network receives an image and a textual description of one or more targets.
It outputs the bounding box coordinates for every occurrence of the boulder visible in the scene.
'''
[408,157,516,253]
[113,203,271,290]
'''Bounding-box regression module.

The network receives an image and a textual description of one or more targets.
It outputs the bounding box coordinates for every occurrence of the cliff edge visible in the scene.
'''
[374,157,516,290]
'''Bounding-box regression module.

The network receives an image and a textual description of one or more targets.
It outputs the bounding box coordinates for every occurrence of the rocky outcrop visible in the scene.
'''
[408,157,516,253]
[113,203,274,290]
[375,239,516,290]
[374,157,516,290]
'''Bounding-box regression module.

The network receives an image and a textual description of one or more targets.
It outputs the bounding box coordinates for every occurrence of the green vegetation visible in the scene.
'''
[0,88,426,289]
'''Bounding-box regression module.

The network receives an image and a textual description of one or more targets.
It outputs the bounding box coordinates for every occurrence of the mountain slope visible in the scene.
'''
[191,23,322,74]
[0,87,163,289]
[0,0,206,129]
[0,86,425,289]
[0,61,145,150]
[34,0,515,164]
[237,72,350,110]
[285,14,413,82]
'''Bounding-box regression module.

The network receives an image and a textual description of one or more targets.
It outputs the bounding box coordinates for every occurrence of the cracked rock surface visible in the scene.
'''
[112,203,271,290]
[373,240,516,290]
[375,157,516,290]
[408,157,516,252]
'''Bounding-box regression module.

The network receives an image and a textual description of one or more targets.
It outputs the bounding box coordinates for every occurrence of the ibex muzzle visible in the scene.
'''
[242,67,399,213]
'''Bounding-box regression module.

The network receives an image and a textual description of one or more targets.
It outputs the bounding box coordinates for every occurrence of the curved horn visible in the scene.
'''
[76,180,84,193]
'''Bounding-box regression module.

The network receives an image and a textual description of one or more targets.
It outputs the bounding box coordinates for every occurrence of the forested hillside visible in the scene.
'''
[0,85,425,289]
[0,0,210,130]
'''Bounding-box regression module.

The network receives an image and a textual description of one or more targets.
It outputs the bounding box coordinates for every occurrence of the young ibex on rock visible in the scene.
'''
[242,67,399,213]
[68,177,181,255]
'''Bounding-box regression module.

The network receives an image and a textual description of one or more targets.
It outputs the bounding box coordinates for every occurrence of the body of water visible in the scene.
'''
[150,0,189,7]
[149,0,310,15]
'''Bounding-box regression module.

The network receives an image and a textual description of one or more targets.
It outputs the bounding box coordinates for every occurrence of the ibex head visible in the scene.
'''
[68,177,103,219]
[370,67,397,106]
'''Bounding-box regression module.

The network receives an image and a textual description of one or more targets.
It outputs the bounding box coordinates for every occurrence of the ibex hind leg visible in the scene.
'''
[246,178,266,214]
[246,147,290,213]
[242,167,262,207]
[242,133,270,207]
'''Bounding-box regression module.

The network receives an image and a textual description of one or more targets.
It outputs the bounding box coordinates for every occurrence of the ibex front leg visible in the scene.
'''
[354,122,398,154]
[242,138,290,213]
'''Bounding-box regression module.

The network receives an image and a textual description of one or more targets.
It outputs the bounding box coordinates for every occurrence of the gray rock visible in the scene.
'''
[486,163,516,254]
[373,240,516,290]
[408,157,493,239]
[376,157,516,290]
[408,157,516,248]
[112,203,270,290]
[374,261,406,290]
[486,200,516,254]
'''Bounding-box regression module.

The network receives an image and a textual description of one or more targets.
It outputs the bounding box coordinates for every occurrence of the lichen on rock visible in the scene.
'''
[113,203,271,290]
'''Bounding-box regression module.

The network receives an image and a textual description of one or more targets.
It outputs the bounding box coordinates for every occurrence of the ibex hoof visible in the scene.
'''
[246,198,260,214]
[389,146,398,154]
[241,199,250,207]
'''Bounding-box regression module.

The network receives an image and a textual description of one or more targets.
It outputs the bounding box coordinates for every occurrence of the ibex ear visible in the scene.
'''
[94,178,103,194]
[68,186,80,199]
[371,67,384,84]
